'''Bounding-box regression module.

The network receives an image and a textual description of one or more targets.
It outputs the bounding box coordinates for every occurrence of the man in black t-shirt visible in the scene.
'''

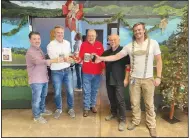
[102,34,130,131]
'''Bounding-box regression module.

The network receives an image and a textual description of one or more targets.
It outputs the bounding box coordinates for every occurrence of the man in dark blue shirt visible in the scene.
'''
[102,34,130,131]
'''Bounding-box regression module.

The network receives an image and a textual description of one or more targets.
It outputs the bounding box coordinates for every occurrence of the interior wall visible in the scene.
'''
[31,17,118,52]
[79,18,117,50]
[31,18,72,54]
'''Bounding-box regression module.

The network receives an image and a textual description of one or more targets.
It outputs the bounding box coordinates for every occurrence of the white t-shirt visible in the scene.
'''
[47,39,71,70]
[120,39,161,78]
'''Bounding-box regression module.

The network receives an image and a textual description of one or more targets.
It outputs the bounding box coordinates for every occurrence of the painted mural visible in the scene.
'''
[2,18,29,65]
[2,0,188,88]
[119,16,182,46]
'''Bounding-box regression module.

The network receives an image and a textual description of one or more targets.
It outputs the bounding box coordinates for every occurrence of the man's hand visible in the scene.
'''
[58,57,65,63]
[154,78,161,86]
[73,57,81,63]
[67,57,75,63]
[124,78,129,87]
[49,57,63,64]
[61,56,71,63]
[95,54,102,63]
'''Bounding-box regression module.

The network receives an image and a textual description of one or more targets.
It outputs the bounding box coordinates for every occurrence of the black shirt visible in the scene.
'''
[102,46,130,86]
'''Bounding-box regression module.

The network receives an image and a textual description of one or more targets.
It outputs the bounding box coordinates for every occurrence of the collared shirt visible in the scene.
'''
[25,46,50,84]
[79,41,105,75]
[120,39,161,78]
[47,39,71,70]
[102,46,130,85]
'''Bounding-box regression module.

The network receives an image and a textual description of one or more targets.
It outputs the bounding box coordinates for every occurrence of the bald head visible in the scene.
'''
[87,29,97,44]
[108,34,119,40]
[108,34,120,49]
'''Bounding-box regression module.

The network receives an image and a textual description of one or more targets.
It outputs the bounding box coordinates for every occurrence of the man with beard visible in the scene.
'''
[95,23,162,137]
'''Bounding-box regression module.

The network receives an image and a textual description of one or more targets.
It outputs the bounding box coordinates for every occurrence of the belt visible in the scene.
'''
[56,67,70,72]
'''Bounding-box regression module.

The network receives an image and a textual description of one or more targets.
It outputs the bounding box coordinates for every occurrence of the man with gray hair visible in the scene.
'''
[102,34,130,131]
[47,25,75,119]
[95,23,162,137]
[76,29,105,117]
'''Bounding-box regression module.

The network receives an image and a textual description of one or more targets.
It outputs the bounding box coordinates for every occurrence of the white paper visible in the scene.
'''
[111,28,118,34]
[2,48,12,61]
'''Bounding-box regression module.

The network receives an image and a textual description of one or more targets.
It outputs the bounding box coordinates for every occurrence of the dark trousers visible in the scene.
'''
[75,64,82,89]
[106,84,126,122]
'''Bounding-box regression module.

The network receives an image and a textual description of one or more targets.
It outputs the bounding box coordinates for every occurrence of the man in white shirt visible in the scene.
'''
[95,22,162,137]
[47,25,75,119]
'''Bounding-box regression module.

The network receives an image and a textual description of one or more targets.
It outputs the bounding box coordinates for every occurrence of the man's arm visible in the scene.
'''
[27,53,59,66]
[103,51,125,61]
[153,40,162,86]
[96,51,126,63]
[154,54,162,86]
[155,54,162,78]
[96,46,128,62]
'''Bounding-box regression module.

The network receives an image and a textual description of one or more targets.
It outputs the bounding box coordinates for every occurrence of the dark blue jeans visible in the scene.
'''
[30,82,48,118]
[75,64,82,89]
[83,73,102,110]
[51,68,74,110]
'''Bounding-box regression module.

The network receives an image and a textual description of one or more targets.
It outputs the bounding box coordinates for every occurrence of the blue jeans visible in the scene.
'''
[51,68,74,110]
[30,82,48,118]
[83,73,101,110]
[75,64,82,89]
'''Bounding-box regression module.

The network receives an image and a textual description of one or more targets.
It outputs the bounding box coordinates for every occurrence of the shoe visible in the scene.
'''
[149,128,157,137]
[41,109,53,116]
[118,121,126,131]
[90,107,97,113]
[127,122,137,130]
[105,114,116,121]
[68,109,75,118]
[83,110,89,117]
[34,116,47,124]
[54,109,62,119]
[74,88,82,92]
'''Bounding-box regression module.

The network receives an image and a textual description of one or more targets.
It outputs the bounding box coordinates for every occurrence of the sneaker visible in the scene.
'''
[105,114,116,121]
[41,109,53,116]
[127,122,137,130]
[118,121,126,131]
[74,88,82,92]
[68,109,75,118]
[90,107,97,113]
[149,128,157,137]
[34,116,47,124]
[54,109,62,119]
[83,110,89,117]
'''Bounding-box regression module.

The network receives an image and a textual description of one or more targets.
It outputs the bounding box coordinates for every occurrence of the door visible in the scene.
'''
[107,23,119,36]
